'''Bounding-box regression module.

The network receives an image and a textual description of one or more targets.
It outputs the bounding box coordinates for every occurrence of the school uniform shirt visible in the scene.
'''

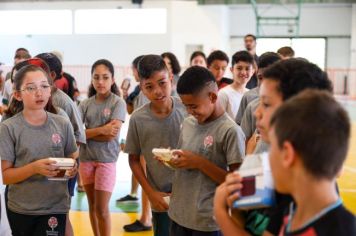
[235,87,259,125]
[278,204,356,236]
[254,139,270,154]
[241,98,259,140]
[52,89,86,144]
[133,91,149,111]
[78,93,126,163]
[0,112,77,215]
[124,96,187,202]
[168,113,245,231]
[0,161,12,236]
[218,85,248,119]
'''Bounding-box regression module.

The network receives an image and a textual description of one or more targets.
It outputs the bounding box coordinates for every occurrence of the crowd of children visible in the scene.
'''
[0,34,355,236]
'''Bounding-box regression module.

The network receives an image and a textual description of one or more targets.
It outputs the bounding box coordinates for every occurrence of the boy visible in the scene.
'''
[218,50,255,119]
[168,66,245,235]
[207,50,233,90]
[215,90,356,235]
[119,55,153,233]
[277,46,295,60]
[235,52,281,126]
[214,58,335,235]
[125,54,187,236]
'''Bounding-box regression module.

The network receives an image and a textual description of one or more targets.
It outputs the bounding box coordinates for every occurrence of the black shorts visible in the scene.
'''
[170,220,222,236]
[7,210,67,236]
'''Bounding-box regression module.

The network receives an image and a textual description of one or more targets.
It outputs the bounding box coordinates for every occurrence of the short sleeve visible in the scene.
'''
[124,116,141,155]
[64,122,78,157]
[241,103,255,139]
[112,98,127,122]
[0,124,15,163]
[223,125,246,165]
[235,95,249,125]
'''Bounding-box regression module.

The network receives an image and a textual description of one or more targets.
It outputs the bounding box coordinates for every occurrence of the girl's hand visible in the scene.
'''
[169,150,201,169]
[66,160,78,178]
[31,159,59,177]
[102,121,119,136]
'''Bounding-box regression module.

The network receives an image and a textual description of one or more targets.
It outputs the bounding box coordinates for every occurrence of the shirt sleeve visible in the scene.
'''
[235,95,248,125]
[112,97,127,122]
[0,123,15,163]
[241,103,255,140]
[223,125,246,165]
[64,121,78,157]
[124,115,141,155]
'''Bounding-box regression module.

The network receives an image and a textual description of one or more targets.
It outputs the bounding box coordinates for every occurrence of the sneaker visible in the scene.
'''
[116,194,138,203]
[123,220,152,232]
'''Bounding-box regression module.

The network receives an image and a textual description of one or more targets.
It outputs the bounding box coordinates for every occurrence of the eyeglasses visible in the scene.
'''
[20,84,51,94]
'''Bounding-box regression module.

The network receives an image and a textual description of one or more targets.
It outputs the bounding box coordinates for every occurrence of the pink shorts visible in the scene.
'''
[79,162,116,193]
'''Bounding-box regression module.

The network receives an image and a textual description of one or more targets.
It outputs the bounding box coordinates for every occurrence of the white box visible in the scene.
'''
[233,152,276,210]
[48,158,75,181]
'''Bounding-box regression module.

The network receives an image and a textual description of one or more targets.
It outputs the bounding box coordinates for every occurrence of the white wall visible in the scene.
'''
[0,0,229,68]
[169,2,229,66]
[0,1,173,65]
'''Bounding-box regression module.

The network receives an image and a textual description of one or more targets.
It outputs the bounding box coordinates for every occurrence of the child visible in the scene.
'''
[218,50,255,119]
[161,52,181,88]
[235,52,281,126]
[0,65,78,236]
[125,54,187,236]
[207,50,232,90]
[168,66,245,236]
[190,51,207,68]
[215,90,356,235]
[214,58,335,235]
[118,55,153,233]
[277,46,295,60]
[78,59,126,236]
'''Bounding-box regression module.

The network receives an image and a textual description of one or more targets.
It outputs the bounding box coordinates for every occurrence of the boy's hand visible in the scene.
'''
[225,172,243,208]
[31,159,60,177]
[66,161,78,178]
[170,150,201,169]
[246,133,259,155]
[214,182,229,211]
[148,191,170,212]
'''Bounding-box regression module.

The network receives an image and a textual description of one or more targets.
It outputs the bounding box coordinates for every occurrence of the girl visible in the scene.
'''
[0,65,78,236]
[78,59,126,236]
[190,51,207,68]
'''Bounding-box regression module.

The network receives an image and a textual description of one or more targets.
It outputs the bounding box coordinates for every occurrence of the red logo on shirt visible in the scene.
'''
[48,217,58,230]
[103,108,111,117]
[51,134,61,145]
[204,135,214,148]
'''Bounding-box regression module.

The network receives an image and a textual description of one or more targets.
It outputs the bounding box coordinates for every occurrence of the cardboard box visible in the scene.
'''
[233,152,276,210]
[48,158,75,181]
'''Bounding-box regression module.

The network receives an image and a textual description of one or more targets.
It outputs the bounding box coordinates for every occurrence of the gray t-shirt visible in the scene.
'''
[253,139,270,154]
[133,91,149,111]
[168,113,246,231]
[124,96,187,197]
[52,89,86,144]
[78,93,126,163]
[0,112,77,215]
[241,98,259,140]
[235,87,259,125]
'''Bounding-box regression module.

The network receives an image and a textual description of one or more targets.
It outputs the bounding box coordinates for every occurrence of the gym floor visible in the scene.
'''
[70,99,356,236]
